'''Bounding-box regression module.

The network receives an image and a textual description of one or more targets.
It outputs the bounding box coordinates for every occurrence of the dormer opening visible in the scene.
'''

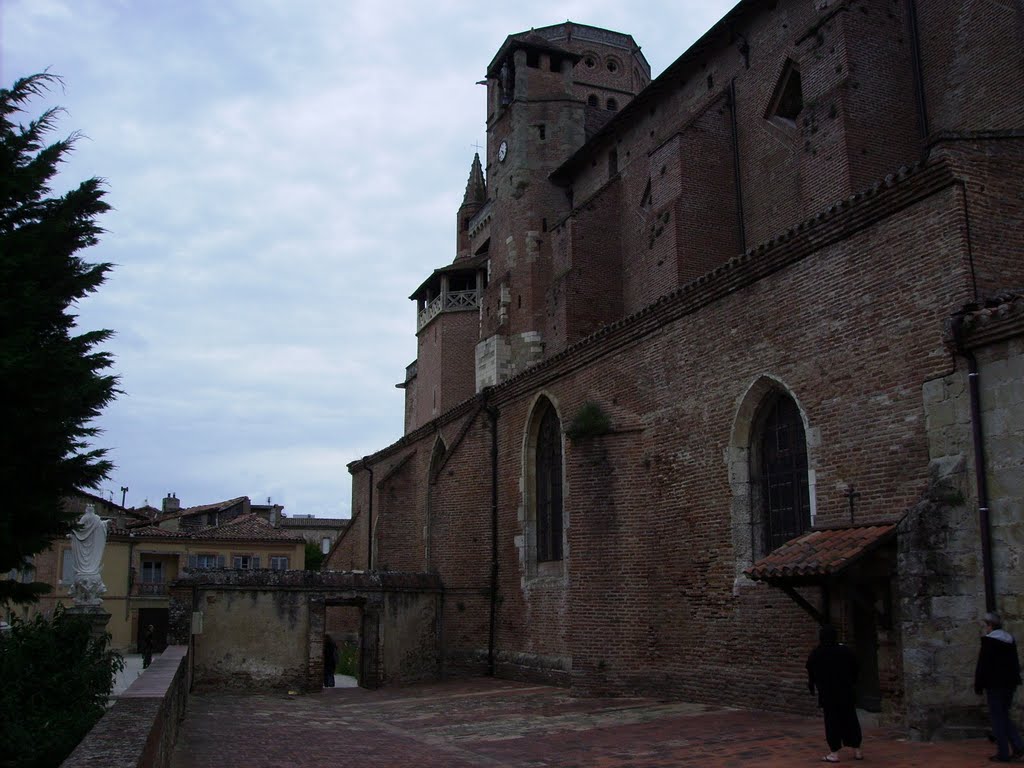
[767,59,803,126]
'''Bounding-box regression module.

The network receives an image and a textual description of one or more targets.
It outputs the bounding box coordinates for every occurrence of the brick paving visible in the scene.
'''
[171,678,992,767]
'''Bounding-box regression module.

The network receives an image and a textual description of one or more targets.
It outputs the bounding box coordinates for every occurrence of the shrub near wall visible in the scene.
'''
[0,607,123,768]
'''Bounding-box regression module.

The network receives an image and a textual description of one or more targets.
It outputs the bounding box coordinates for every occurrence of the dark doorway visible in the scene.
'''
[137,608,169,653]
[325,604,362,687]
[360,611,380,688]
[851,584,881,712]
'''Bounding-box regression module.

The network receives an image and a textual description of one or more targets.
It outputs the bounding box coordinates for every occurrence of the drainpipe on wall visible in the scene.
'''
[952,317,997,612]
[486,399,500,677]
[907,0,930,158]
[364,459,374,571]
[728,78,747,254]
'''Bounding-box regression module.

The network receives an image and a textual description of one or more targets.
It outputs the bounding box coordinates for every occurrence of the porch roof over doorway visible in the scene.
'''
[744,523,897,585]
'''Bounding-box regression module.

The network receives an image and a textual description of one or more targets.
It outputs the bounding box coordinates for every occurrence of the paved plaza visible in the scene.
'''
[170,677,993,767]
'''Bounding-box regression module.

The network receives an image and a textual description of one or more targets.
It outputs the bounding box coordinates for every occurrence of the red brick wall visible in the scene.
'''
[359,166,982,712]
[547,179,625,347]
[935,141,1024,299]
[917,0,1024,135]
[411,311,479,432]
[353,0,1021,717]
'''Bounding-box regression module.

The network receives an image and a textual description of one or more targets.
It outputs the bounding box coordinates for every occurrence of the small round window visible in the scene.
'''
[606,58,619,74]
[584,56,596,68]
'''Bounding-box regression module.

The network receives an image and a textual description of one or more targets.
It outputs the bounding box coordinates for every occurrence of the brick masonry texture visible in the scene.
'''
[330,1,1024,738]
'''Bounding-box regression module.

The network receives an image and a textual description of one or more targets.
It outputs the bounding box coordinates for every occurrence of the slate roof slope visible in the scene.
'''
[744,524,897,583]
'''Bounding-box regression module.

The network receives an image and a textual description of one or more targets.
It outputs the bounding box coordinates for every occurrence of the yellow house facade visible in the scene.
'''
[19,513,304,651]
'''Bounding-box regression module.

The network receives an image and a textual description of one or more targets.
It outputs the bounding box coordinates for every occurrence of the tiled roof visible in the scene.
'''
[955,291,1024,348]
[124,515,301,543]
[279,517,348,529]
[192,514,302,542]
[126,525,192,538]
[128,496,248,527]
[744,524,897,583]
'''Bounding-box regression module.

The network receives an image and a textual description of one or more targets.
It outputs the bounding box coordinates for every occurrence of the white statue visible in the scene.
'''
[68,504,109,606]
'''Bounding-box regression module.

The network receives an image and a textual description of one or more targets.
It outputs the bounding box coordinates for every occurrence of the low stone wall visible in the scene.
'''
[169,570,443,693]
[62,645,189,768]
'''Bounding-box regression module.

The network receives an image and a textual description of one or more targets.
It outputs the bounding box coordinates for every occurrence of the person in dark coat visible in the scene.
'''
[975,612,1024,762]
[141,624,155,669]
[807,624,863,763]
[323,633,338,688]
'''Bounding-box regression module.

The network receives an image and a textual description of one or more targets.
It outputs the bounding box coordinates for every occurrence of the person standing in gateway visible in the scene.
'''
[323,633,338,688]
[975,611,1024,763]
[807,624,863,763]
[141,624,155,669]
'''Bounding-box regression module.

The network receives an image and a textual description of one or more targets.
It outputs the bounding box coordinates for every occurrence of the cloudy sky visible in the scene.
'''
[3,0,735,519]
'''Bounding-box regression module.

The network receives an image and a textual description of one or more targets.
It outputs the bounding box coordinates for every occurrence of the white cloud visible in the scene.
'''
[4,0,734,517]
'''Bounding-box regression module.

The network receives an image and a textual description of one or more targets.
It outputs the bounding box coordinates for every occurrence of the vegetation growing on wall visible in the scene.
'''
[305,541,326,571]
[564,401,612,442]
[0,606,123,768]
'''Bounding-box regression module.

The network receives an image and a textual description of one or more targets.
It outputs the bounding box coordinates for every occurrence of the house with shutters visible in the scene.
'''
[18,496,304,653]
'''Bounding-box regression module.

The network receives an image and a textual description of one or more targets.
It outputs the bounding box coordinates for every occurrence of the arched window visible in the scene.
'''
[428,437,446,481]
[606,98,618,111]
[756,393,810,552]
[587,94,598,107]
[535,401,563,562]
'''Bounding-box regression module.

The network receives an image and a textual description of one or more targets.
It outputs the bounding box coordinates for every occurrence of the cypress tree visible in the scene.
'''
[0,73,118,606]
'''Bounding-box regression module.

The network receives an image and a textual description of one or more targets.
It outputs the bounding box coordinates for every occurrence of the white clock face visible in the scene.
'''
[498,140,508,162]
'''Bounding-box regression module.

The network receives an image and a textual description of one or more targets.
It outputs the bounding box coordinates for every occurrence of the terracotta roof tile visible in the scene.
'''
[124,515,301,544]
[744,524,897,583]
[128,496,249,527]
[955,291,1024,348]
[125,525,192,538]
[191,514,302,542]
[279,517,348,529]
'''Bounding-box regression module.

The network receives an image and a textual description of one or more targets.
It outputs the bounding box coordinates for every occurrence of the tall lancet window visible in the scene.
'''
[535,402,564,562]
[759,394,810,552]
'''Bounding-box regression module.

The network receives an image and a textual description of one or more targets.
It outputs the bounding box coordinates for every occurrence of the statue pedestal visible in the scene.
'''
[66,605,111,641]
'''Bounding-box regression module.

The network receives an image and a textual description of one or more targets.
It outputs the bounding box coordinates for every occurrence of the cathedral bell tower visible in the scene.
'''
[402,155,488,434]
[475,23,649,390]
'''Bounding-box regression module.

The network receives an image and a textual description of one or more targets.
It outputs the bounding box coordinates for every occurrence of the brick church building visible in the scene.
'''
[328,0,1024,736]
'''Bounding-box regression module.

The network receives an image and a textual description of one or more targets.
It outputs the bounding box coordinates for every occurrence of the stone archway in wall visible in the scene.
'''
[727,375,819,586]
[322,599,372,688]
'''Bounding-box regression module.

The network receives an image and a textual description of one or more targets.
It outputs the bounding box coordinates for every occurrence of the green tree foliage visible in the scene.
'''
[0,74,117,606]
[0,606,124,768]
[305,540,326,571]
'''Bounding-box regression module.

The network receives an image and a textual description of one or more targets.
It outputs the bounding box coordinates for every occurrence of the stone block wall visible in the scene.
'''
[169,571,442,693]
[900,329,1024,738]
